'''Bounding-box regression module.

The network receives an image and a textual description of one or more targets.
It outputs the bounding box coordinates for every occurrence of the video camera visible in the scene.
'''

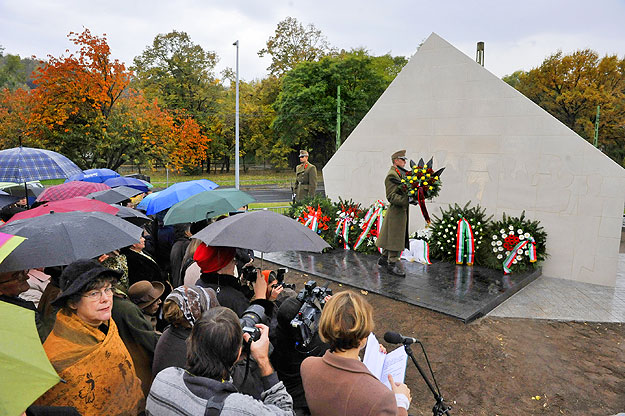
[241,266,296,290]
[290,280,332,349]
[239,303,267,342]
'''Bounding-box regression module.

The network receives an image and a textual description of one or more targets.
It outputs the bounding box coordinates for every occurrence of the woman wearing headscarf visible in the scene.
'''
[35,259,144,416]
[151,285,219,378]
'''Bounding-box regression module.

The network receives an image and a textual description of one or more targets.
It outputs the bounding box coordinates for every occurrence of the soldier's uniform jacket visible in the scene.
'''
[376,166,410,252]
[294,162,317,201]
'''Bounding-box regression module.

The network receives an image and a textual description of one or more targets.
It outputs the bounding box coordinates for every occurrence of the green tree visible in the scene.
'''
[272,50,407,166]
[258,17,335,76]
[512,50,625,165]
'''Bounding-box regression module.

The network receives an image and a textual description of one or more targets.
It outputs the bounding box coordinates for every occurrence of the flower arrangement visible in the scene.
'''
[428,202,493,266]
[401,157,445,202]
[409,228,431,241]
[484,211,547,273]
[353,200,387,255]
[289,195,336,247]
[332,198,364,250]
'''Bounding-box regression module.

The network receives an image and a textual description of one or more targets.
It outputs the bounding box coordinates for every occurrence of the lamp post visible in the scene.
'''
[233,40,240,189]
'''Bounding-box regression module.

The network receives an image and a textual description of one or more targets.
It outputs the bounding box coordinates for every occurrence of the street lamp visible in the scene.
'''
[233,40,240,189]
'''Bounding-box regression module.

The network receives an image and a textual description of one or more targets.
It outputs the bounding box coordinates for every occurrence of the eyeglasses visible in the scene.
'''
[82,286,114,301]
[299,156,306,158]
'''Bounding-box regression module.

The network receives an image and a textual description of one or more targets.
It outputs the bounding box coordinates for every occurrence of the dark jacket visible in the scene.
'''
[376,166,410,252]
[195,272,252,317]
[169,238,190,288]
[112,295,160,396]
[152,325,191,379]
[301,351,403,416]
[122,248,166,285]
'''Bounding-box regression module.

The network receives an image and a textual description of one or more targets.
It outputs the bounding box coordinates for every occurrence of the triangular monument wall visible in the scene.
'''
[323,33,625,286]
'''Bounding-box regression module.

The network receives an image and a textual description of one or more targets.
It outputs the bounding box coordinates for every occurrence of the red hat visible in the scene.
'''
[194,243,236,274]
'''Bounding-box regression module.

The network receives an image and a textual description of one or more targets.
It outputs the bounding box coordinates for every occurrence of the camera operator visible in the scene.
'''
[271,296,330,416]
[194,243,273,317]
[147,306,295,415]
[300,291,412,416]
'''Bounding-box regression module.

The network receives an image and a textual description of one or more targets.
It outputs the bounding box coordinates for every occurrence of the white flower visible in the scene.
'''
[524,250,529,255]
[499,229,505,234]
[519,235,525,240]
[492,235,497,240]
[517,249,523,254]
[498,247,504,252]
[509,225,514,230]
[496,241,502,246]
[438,232,441,235]
[477,222,481,225]
[493,248,498,253]
[497,254,503,259]
[505,251,511,255]
[475,231,479,235]
[513,259,517,264]
[509,231,515,235]
[501,234,507,239]
[524,232,530,238]
[491,242,496,246]
[517,229,523,234]
[447,251,451,254]
[446,239,450,243]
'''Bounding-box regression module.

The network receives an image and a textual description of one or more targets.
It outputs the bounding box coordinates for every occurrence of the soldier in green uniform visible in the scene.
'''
[294,150,317,201]
[376,150,410,277]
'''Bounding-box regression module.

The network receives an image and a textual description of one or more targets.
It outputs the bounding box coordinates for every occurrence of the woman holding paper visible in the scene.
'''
[300,291,412,416]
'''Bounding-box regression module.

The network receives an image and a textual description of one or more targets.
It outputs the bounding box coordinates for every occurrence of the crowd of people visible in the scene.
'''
[0,189,412,416]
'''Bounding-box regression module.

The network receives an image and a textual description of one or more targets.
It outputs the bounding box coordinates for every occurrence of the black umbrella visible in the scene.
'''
[192,210,330,253]
[113,205,151,226]
[0,211,143,272]
[87,186,142,204]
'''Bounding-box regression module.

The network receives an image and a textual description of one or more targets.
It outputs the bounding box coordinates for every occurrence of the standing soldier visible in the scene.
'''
[294,150,317,201]
[376,150,409,277]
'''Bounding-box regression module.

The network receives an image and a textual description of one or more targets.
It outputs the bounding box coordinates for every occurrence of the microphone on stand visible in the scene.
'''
[384,331,419,345]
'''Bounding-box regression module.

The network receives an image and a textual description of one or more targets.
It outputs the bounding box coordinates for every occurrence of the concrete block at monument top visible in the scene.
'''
[323,32,625,286]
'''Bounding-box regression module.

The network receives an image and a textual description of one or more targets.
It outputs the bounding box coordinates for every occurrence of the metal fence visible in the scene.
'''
[249,206,291,215]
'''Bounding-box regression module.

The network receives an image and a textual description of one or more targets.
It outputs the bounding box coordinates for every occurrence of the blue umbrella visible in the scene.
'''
[0,147,82,183]
[103,177,149,192]
[135,191,160,211]
[66,168,120,183]
[143,179,219,215]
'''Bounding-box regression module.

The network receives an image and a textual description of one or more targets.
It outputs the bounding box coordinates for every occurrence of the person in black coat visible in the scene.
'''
[169,223,191,288]
[121,235,167,285]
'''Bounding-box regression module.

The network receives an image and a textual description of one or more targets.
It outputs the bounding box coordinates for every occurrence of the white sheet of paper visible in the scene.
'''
[362,332,408,390]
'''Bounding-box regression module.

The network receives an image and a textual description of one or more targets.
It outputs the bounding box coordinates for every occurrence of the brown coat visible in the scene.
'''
[376,166,409,252]
[294,162,317,201]
[301,351,406,416]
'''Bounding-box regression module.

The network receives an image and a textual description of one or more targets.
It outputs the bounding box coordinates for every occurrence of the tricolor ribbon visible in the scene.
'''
[334,211,353,250]
[503,237,537,274]
[422,240,431,265]
[455,218,475,265]
[354,200,385,250]
[302,205,321,232]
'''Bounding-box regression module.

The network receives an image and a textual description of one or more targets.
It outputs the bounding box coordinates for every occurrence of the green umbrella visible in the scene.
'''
[163,188,256,225]
[0,301,60,415]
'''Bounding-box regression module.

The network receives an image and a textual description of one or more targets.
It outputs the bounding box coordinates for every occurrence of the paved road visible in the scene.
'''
[227,184,325,204]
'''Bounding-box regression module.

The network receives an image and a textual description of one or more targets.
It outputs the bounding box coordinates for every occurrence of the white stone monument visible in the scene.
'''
[323,33,625,286]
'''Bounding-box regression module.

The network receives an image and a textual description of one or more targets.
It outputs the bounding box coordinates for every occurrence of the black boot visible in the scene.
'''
[387,261,406,277]
[377,256,388,267]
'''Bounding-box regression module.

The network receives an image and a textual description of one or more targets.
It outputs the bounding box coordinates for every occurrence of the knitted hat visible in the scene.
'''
[193,243,236,273]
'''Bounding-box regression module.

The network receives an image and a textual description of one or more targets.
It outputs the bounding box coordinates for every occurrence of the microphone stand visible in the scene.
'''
[403,342,452,416]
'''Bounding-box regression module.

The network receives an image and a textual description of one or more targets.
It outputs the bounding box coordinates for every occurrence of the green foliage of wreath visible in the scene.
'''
[483,211,548,273]
[429,202,493,265]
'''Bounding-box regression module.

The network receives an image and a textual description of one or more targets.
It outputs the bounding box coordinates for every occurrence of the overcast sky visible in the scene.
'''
[1,0,624,82]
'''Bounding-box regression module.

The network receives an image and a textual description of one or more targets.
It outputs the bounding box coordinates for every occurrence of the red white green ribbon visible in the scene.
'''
[422,240,431,264]
[303,205,321,232]
[455,218,475,265]
[354,200,385,250]
[335,212,353,250]
[503,237,537,274]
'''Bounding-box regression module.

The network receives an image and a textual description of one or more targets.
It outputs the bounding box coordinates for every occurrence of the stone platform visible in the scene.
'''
[263,249,541,323]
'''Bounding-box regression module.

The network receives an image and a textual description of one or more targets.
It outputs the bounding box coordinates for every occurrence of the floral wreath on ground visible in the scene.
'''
[428,202,492,266]
[332,198,364,250]
[395,157,445,224]
[484,211,547,274]
[289,195,335,247]
[352,200,387,255]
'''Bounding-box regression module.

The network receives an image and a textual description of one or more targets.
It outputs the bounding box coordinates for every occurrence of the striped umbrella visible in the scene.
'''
[37,181,111,202]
